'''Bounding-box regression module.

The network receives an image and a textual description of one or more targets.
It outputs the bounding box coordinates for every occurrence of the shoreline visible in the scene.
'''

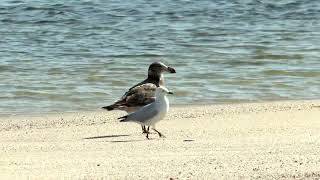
[1,98,319,117]
[1,100,320,179]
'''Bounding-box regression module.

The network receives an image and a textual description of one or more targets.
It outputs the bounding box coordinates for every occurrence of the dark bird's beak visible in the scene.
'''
[167,66,176,73]
[168,91,174,95]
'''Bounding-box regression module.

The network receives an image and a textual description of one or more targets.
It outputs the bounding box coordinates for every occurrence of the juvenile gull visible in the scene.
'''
[118,86,173,139]
[102,62,176,133]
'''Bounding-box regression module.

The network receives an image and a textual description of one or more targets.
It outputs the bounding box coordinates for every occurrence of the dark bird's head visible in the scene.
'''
[148,62,176,78]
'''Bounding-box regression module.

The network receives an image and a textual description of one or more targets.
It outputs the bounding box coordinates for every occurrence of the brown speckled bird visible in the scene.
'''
[102,62,176,133]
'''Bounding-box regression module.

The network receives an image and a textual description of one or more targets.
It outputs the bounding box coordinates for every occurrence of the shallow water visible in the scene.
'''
[0,0,320,114]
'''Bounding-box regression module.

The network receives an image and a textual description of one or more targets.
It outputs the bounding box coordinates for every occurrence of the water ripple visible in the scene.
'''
[0,0,319,114]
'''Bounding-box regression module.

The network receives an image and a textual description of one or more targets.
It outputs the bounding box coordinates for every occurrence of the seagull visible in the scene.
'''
[102,62,176,133]
[118,86,173,139]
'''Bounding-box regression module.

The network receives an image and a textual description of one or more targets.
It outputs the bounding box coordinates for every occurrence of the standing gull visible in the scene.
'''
[102,62,176,133]
[118,86,173,139]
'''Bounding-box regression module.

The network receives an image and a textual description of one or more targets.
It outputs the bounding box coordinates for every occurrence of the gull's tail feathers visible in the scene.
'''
[102,105,114,111]
[118,115,129,122]
[102,100,125,111]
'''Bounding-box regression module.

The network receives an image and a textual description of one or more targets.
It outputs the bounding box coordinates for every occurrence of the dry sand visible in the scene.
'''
[1,100,320,179]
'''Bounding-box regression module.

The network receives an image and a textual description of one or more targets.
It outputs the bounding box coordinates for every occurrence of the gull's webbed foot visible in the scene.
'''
[146,131,150,139]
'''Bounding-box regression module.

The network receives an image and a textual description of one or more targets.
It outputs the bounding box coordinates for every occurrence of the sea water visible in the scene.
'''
[0,0,319,114]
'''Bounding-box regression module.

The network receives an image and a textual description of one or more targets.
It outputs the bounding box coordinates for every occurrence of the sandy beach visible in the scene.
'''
[1,100,320,179]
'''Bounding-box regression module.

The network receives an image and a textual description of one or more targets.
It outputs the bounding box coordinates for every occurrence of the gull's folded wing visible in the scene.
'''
[103,83,157,111]
[124,102,159,123]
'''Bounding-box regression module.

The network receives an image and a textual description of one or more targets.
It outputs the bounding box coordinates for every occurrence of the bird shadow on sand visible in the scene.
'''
[106,139,152,143]
[83,133,162,143]
[83,134,130,140]
[83,134,154,143]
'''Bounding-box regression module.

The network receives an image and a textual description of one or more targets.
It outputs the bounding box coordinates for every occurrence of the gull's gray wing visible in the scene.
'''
[102,83,157,112]
[124,102,159,123]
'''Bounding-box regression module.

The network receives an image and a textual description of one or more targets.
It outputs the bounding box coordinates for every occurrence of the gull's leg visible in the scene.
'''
[152,128,166,138]
[145,126,151,139]
[141,125,147,134]
[146,130,150,139]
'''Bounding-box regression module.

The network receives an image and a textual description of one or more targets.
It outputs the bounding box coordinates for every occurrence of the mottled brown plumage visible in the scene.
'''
[106,83,157,112]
